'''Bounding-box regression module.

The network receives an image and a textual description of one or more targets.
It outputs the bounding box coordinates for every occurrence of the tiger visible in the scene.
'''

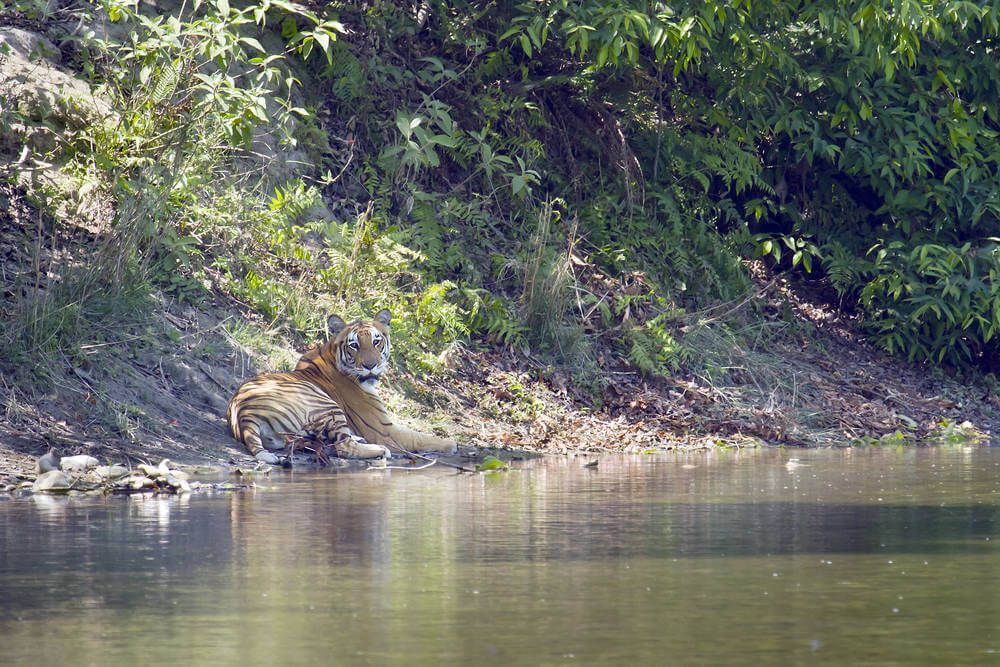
[226,309,458,464]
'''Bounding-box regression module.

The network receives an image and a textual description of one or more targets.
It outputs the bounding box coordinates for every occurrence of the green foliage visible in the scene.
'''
[475,454,508,472]
[96,0,340,148]
[0,263,154,386]
[463,289,529,350]
[926,419,989,446]
[623,315,684,378]
[0,0,54,20]
[755,234,821,274]
[859,240,1000,365]
[853,430,915,447]
[218,194,476,371]
[466,0,1000,368]
[230,269,316,333]
[853,419,988,447]
[8,0,998,394]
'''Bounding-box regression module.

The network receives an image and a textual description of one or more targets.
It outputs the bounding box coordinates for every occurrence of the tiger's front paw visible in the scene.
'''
[255,450,281,465]
[433,439,458,455]
[350,435,391,458]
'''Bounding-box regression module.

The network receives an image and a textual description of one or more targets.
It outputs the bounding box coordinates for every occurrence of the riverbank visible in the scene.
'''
[1,260,996,485]
[1,5,998,486]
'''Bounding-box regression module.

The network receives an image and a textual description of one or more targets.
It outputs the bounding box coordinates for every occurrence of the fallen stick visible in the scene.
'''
[393,447,476,473]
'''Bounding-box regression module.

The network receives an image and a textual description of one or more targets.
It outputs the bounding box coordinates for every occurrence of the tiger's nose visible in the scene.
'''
[363,360,378,370]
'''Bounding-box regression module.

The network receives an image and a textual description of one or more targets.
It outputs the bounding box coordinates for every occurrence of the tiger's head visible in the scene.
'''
[327,309,392,388]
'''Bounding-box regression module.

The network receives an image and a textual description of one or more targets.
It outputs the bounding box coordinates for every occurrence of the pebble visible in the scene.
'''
[128,476,156,491]
[59,455,100,472]
[5,458,242,497]
[93,465,130,481]
[31,470,73,494]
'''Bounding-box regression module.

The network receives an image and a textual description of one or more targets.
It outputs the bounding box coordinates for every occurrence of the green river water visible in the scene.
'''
[1,447,999,666]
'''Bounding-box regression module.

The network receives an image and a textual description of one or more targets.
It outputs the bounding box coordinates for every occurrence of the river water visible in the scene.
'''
[1,447,999,666]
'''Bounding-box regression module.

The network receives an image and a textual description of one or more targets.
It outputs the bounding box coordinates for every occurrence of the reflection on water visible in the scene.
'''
[1,447,999,665]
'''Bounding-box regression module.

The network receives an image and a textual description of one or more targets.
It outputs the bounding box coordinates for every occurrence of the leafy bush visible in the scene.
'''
[9,0,999,387]
[860,240,1000,365]
[485,0,1000,368]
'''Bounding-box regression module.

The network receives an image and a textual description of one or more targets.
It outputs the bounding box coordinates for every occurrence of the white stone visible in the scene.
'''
[32,470,73,493]
[59,455,100,472]
[93,465,130,480]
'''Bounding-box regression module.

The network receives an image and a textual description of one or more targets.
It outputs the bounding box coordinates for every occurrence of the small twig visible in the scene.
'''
[393,447,476,473]
[380,459,437,471]
[686,278,779,326]
[414,54,479,115]
[78,333,155,350]
[283,431,477,473]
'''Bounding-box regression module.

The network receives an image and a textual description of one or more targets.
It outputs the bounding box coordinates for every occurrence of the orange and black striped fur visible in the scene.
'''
[226,309,457,463]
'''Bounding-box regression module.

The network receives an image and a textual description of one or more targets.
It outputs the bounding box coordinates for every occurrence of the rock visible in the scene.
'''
[93,465,130,481]
[36,448,60,474]
[59,455,100,472]
[128,476,156,491]
[68,475,102,491]
[0,27,60,63]
[0,27,117,227]
[137,463,164,478]
[164,475,191,493]
[0,34,112,129]
[32,470,73,493]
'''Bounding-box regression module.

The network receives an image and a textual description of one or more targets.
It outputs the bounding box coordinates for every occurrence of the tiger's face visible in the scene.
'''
[328,309,392,388]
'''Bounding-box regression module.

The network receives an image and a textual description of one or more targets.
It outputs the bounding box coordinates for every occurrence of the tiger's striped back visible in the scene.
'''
[226,374,343,456]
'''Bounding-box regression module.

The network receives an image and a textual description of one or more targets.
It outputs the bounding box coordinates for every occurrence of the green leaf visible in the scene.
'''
[431,134,459,148]
[519,34,532,57]
[396,113,412,139]
[475,455,508,472]
[313,30,330,54]
[498,26,521,42]
[240,36,265,53]
[691,171,710,191]
[322,20,346,34]
[512,174,525,196]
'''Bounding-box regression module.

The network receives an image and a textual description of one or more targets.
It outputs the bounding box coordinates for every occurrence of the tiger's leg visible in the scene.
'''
[335,434,393,460]
[386,425,458,455]
[239,422,284,465]
[302,409,391,460]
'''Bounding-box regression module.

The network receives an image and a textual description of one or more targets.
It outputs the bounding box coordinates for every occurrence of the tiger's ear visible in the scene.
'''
[373,309,392,326]
[327,314,347,336]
